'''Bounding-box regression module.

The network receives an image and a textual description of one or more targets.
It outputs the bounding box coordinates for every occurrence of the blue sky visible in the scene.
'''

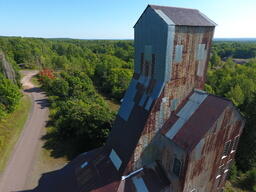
[0,0,255,39]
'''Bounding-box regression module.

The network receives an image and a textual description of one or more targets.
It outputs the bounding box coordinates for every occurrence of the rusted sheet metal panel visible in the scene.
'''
[166,90,208,140]
[173,95,230,151]
[128,26,214,173]
[183,104,245,192]
[131,133,186,191]
[117,162,170,192]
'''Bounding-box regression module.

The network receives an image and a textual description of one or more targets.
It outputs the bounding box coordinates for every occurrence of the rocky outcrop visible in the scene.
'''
[0,52,17,84]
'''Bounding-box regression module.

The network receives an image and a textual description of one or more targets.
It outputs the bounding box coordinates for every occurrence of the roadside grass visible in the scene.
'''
[0,95,31,172]
[25,134,68,189]
[31,74,41,87]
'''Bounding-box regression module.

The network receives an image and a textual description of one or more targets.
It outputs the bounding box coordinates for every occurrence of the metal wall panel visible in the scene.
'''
[118,79,137,121]
[134,6,169,82]
[183,105,245,192]
[109,149,122,170]
[132,177,149,192]
[174,45,183,63]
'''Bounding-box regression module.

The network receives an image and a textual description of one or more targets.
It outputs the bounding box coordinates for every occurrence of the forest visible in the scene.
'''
[0,36,255,191]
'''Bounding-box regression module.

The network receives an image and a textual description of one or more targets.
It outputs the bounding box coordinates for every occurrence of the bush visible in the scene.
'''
[239,168,256,191]
[40,71,115,155]
[0,73,21,115]
[228,163,238,182]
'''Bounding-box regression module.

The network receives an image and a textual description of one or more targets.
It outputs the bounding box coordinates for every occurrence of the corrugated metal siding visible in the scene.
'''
[134,6,169,82]
[129,25,214,173]
[183,104,245,192]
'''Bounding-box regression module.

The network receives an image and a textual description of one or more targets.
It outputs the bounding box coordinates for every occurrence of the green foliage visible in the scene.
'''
[225,85,244,106]
[239,168,256,191]
[212,41,256,59]
[210,51,222,68]
[54,100,113,145]
[209,42,256,191]
[0,37,134,72]
[0,73,21,116]
[94,54,133,100]
[236,93,256,172]
[228,163,238,182]
[104,68,132,100]
[204,84,215,94]
[41,71,114,157]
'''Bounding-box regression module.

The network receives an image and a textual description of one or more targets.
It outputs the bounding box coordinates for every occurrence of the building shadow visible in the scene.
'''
[17,148,120,192]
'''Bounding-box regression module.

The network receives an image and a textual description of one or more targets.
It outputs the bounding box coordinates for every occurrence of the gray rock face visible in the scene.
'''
[0,52,17,84]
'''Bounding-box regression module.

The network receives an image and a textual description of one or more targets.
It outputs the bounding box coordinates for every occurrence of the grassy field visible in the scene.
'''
[0,94,32,172]
[25,137,68,190]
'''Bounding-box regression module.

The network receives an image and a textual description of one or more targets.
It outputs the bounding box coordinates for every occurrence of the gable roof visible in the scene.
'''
[161,90,234,151]
[135,5,216,27]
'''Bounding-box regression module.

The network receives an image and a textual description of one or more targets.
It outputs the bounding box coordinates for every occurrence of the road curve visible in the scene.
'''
[0,70,49,192]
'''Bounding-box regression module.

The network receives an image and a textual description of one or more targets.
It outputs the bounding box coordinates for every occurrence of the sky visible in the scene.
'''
[0,0,255,39]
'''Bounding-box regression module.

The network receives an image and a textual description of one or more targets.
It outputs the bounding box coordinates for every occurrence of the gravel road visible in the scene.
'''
[0,70,49,192]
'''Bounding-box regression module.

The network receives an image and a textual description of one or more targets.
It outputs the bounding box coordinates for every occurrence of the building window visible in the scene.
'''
[141,45,154,77]
[174,45,183,63]
[231,135,240,152]
[173,158,182,177]
[215,175,222,188]
[196,44,206,61]
[222,140,231,158]
[217,164,225,177]
[225,159,233,173]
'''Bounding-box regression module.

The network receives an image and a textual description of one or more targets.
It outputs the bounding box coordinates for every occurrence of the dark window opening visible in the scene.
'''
[232,136,240,151]
[173,158,182,177]
[226,159,233,170]
[217,164,225,176]
[223,140,231,156]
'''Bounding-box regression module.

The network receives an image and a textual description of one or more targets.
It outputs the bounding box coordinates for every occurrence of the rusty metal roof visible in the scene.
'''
[23,147,169,192]
[149,5,216,26]
[162,91,231,151]
[24,147,121,192]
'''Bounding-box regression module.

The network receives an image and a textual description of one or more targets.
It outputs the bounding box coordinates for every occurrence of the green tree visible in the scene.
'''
[105,68,132,100]
[0,73,21,114]
[225,85,244,106]
[210,51,222,68]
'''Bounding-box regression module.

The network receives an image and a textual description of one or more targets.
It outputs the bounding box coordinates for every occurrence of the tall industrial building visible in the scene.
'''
[25,5,245,192]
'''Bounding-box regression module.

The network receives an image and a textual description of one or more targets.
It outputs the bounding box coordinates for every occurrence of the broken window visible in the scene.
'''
[231,136,240,152]
[217,164,225,177]
[173,158,182,177]
[141,45,154,77]
[225,159,233,172]
[215,175,222,189]
[223,140,231,157]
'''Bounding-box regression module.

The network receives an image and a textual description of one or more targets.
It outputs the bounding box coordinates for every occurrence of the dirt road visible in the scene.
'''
[0,70,49,192]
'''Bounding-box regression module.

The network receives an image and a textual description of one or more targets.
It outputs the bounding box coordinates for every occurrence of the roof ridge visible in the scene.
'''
[149,4,199,11]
